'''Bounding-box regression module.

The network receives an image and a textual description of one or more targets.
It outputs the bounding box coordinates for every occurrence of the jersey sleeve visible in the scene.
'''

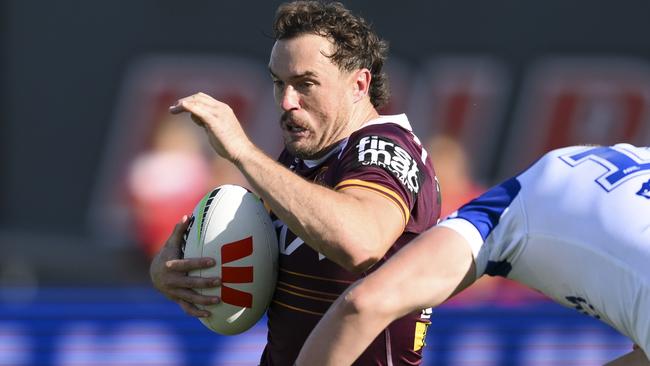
[438,177,522,278]
[334,124,427,227]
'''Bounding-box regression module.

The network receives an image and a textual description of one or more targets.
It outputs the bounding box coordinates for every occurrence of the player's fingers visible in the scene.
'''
[169,98,190,114]
[169,97,196,115]
[165,273,221,290]
[171,288,220,307]
[178,299,212,318]
[169,94,204,114]
[185,275,221,289]
[171,215,190,240]
[191,92,219,104]
[190,113,206,127]
[171,94,228,122]
[161,216,191,252]
[164,257,215,272]
[157,267,219,291]
[170,93,211,115]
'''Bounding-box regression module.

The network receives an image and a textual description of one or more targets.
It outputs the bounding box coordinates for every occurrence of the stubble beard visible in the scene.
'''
[280,112,317,159]
[284,139,319,160]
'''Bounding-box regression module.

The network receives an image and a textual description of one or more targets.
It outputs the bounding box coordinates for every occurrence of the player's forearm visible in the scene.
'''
[296,283,393,365]
[297,226,477,365]
[297,245,443,365]
[233,146,391,271]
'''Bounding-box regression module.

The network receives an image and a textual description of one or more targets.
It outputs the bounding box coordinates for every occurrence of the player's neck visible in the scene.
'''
[348,101,379,133]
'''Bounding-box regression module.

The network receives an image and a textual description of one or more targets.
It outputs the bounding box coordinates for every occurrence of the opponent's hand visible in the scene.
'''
[149,215,221,317]
[169,92,253,163]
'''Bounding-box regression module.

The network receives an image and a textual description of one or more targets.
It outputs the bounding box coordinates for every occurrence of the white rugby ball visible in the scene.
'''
[182,184,278,335]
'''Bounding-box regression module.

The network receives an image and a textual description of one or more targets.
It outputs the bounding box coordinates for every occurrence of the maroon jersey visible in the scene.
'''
[260,114,441,365]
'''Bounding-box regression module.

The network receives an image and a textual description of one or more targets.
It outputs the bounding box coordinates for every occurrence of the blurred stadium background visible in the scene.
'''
[2,0,649,365]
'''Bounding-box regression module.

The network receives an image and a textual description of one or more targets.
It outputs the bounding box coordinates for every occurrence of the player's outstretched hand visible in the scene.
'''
[169,92,253,164]
[149,215,221,318]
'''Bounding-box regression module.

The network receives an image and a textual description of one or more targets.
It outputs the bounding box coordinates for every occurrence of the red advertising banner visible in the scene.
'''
[499,58,650,179]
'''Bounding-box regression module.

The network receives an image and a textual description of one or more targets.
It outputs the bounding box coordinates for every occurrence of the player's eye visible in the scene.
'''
[296,80,315,92]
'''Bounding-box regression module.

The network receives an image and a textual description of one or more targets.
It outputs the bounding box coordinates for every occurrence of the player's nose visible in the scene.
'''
[280,85,300,111]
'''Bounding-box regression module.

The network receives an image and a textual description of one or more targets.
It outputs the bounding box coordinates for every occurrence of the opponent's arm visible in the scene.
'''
[170,93,405,273]
[295,226,477,366]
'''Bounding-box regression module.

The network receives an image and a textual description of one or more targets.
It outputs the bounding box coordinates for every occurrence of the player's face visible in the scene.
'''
[269,34,357,159]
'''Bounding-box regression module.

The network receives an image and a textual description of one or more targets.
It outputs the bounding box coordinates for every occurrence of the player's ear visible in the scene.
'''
[352,68,372,103]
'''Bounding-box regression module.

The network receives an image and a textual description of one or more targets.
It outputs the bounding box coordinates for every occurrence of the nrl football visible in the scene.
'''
[183,185,279,335]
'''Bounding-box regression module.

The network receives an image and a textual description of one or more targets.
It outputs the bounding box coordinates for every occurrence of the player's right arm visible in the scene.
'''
[295,225,477,366]
[149,216,220,317]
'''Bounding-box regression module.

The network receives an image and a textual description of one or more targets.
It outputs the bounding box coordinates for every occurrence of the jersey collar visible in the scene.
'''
[359,113,413,132]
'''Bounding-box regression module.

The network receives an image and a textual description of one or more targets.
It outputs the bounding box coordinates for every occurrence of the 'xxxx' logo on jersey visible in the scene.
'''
[220,237,254,308]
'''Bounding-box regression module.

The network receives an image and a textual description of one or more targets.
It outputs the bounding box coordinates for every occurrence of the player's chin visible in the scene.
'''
[284,140,316,159]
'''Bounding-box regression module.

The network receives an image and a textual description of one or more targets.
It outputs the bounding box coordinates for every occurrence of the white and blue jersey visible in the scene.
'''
[439,144,650,354]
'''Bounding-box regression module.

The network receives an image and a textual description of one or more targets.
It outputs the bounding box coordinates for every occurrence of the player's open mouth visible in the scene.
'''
[284,120,309,136]
[288,124,306,133]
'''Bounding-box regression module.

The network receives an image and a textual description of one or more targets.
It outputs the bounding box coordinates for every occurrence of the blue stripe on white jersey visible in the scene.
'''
[453,177,522,242]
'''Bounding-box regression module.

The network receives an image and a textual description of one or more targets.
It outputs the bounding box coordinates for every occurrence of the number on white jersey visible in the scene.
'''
[559,145,650,192]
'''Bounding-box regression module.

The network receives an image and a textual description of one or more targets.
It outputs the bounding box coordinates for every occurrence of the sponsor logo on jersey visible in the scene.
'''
[637,178,650,199]
[356,136,421,194]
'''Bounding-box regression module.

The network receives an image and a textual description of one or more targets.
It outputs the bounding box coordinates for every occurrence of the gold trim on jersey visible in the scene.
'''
[273,300,325,316]
[335,179,410,226]
[277,281,340,299]
[280,268,355,284]
[276,286,336,303]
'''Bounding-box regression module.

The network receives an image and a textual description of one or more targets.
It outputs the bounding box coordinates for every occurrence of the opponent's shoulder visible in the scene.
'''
[538,143,650,163]
[519,143,650,187]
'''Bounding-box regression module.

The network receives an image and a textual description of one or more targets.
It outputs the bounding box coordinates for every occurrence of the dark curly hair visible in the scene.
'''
[273,1,390,109]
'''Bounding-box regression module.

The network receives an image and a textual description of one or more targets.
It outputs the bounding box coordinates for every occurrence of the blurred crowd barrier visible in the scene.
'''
[0,287,630,366]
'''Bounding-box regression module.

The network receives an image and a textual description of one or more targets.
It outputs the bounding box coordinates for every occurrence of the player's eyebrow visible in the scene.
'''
[268,67,318,81]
